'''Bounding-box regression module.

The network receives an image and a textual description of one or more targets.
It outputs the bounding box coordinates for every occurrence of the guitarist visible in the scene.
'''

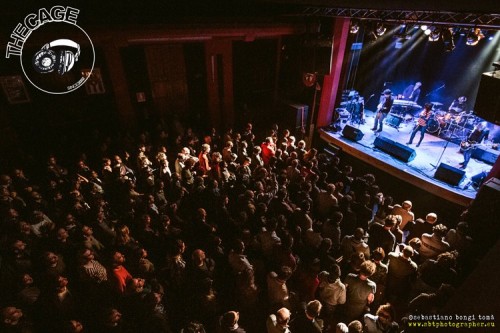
[406,103,433,147]
[371,89,394,133]
[459,121,490,169]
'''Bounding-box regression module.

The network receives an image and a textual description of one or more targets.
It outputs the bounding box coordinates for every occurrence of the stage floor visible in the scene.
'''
[319,110,495,207]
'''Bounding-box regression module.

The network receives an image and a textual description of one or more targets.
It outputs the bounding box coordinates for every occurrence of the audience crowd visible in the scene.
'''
[0,121,476,332]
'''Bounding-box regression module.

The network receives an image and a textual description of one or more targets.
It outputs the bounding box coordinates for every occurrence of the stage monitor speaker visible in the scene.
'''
[285,103,309,136]
[434,163,465,186]
[474,72,500,125]
[373,135,416,162]
[342,124,364,141]
[471,146,500,165]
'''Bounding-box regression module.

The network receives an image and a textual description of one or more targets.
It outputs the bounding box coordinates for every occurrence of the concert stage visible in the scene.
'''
[319,110,497,207]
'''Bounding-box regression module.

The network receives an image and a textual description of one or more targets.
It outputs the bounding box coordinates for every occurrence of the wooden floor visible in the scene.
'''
[319,110,496,207]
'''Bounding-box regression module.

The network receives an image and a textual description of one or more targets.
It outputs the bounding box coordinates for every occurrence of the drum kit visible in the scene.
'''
[425,101,480,141]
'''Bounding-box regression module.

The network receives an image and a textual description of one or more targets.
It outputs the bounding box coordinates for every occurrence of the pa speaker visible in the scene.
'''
[284,103,309,137]
[374,135,416,162]
[474,72,500,125]
[342,124,364,141]
[434,163,465,186]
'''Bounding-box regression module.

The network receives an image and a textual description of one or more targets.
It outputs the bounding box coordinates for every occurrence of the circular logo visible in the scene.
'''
[20,22,95,94]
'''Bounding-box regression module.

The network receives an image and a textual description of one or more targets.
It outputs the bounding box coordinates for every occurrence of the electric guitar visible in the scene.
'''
[460,141,497,151]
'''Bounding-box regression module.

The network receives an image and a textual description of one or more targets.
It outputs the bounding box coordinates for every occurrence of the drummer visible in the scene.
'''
[448,96,468,114]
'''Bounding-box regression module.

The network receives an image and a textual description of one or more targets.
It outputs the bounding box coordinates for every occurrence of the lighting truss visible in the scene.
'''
[296,8,500,29]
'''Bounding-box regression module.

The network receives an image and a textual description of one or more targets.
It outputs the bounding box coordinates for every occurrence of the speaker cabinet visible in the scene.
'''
[342,124,364,141]
[284,104,309,137]
[474,72,500,125]
[472,146,500,165]
[434,163,465,186]
[374,135,416,162]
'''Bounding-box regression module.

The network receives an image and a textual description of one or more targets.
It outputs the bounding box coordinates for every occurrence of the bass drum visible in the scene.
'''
[426,118,440,133]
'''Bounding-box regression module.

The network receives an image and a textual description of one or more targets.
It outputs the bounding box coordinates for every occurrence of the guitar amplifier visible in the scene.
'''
[472,146,500,165]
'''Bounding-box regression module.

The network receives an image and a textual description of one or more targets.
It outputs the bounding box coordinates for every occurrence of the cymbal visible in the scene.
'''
[431,102,443,106]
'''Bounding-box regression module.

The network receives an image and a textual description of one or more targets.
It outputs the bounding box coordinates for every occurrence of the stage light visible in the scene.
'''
[429,27,440,41]
[375,23,386,36]
[466,28,484,46]
[420,24,428,31]
[424,28,432,36]
[394,24,412,40]
[441,27,455,51]
[350,20,360,34]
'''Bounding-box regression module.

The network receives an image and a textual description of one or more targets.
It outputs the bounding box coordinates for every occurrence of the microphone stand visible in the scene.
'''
[430,138,450,170]
[425,84,445,97]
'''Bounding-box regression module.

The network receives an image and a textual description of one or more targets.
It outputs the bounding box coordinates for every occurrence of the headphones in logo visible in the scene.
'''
[32,39,80,75]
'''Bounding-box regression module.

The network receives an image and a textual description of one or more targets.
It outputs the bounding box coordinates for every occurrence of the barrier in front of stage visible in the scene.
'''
[374,135,416,162]
[434,163,465,186]
[342,124,364,141]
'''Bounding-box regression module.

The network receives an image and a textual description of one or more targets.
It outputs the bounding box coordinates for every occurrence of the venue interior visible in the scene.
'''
[0,1,499,332]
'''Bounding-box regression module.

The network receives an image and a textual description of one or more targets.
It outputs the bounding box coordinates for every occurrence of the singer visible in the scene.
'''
[406,103,433,147]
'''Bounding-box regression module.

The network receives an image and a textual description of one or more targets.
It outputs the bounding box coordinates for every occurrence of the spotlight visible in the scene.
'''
[420,24,428,31]
[424,28,432,36]
[429,27,440,41]
[350,21,360,34]
[441,27,455,51]
[394,24,412,40]
[466,28,484,46]
[375,23,386,36]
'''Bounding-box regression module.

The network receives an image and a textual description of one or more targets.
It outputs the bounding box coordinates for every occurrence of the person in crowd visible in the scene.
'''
[404,212,438,241]
[369,247,388,311]
[445,221,472,252]
[363,303,399,333]
[344,261,377,322]
[218,311,246,333]
[390,200,414,239]
[419,224,450,260]
[266,307,291,333]
[340,227,370,261]
[317,263,346,321]
[368,215,396,260]
[290,300,323,333]
[386,246,417,303]
[267,265,293,312]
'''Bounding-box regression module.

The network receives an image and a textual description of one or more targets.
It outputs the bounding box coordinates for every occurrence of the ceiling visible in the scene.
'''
[1,0,499,29]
